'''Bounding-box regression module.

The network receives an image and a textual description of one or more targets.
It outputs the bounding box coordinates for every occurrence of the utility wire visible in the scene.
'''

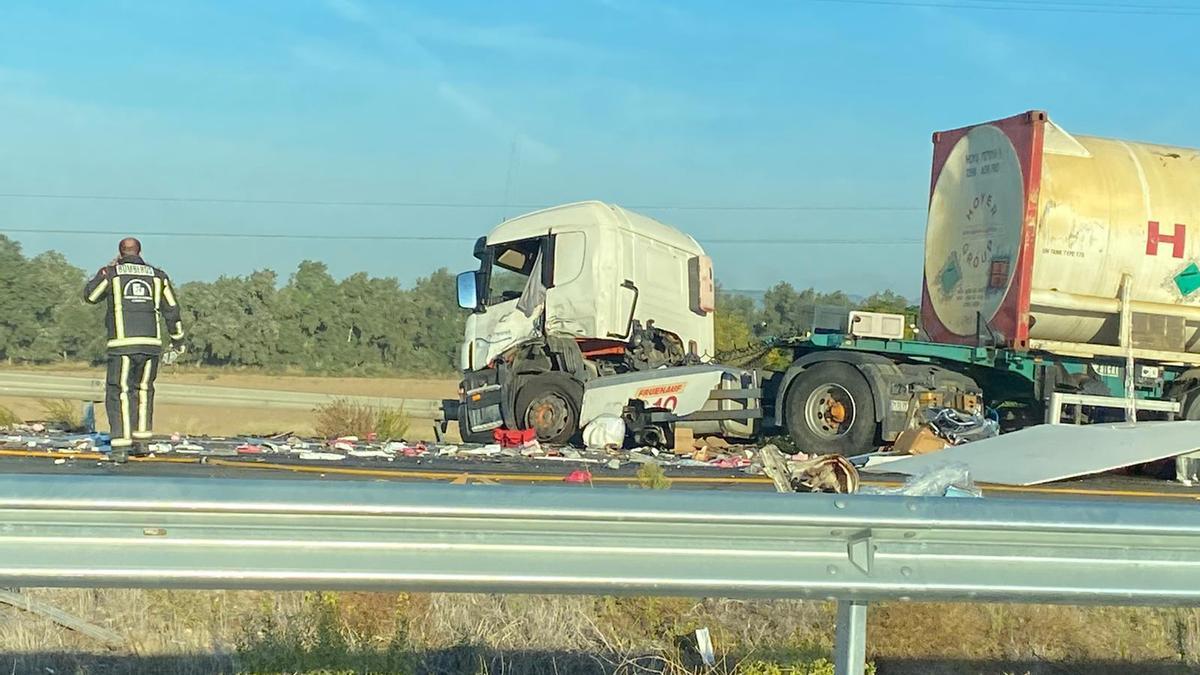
[0,227,923,246]
[808,0,1200,15]
[0,192,923,213]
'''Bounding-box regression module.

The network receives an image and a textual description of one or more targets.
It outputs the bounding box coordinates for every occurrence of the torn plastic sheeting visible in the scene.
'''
[860,462,982,498]
[866,421,1200,486]
[919,407,998,445]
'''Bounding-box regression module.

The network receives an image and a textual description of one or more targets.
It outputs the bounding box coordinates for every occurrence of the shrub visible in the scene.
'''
[0,405,19,428]
[39,399,81,429]
[313,398,410,440]
[637,463,673,490]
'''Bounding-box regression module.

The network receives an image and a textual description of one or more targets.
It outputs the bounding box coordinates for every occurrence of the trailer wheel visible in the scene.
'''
[1182,391,1200,420]
[515,374,583,445]
[785,362,877,456]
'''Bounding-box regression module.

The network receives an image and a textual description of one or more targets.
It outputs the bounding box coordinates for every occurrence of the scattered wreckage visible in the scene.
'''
[6,393,1200,498]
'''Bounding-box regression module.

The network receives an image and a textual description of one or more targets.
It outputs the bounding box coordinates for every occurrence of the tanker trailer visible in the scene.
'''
[772,110,1200,457]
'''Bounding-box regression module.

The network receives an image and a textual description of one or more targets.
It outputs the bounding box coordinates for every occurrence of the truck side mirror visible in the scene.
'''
[456,271,480,311]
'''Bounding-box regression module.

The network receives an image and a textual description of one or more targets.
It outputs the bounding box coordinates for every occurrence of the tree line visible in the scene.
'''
[0,236,915,374]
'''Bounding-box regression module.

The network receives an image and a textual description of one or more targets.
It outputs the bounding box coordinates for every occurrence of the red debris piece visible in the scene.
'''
[494,428,537,448]
[563,469,593,484]
[366,432,378,442]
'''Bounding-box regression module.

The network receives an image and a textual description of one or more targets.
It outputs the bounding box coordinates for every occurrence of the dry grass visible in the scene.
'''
[0,367,456,439]
[3,590,1199,674]
[12,363,458,399]
[39,398,83,429]
[0,403,19,428]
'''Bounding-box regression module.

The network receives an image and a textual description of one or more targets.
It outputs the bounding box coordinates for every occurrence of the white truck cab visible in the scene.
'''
[455,201,759,445]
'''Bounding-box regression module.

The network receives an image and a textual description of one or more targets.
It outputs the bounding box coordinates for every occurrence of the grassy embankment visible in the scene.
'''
[0,363,458,438]
[2,589,1199,675]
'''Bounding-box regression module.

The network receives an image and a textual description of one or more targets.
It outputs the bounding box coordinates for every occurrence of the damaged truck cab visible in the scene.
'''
[455,201,758,445]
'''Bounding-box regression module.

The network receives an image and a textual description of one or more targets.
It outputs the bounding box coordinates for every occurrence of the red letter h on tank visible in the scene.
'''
[1147,221,1186,258]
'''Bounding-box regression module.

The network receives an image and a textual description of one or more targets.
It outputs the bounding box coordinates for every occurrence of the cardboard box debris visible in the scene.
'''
[892,426,947,456]
[673,427,695,455]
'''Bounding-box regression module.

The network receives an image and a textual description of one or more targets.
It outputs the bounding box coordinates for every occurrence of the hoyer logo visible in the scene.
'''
[1147,221,1187,258]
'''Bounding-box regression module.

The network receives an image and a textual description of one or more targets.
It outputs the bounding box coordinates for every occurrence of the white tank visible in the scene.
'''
[921,110,1200,357]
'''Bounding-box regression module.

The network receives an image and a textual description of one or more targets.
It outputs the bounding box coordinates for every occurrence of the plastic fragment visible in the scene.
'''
[861,462,983,498]
[300,451,346,461]
[583,415,625,450]
[563,469,593,484]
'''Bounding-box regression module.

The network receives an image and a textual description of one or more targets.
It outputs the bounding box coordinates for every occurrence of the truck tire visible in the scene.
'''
[515,374,583,445]
[785,362,877,456]
[1182,390,1200,420]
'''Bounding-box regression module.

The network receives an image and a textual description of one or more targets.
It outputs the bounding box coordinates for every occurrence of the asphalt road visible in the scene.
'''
[0,450,1196,503]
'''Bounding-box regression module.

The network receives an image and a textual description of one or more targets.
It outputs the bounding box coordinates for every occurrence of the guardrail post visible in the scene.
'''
[833,599,867,675]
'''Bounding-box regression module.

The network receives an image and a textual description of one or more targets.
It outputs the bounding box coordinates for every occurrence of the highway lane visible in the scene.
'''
[0,450,1196,502]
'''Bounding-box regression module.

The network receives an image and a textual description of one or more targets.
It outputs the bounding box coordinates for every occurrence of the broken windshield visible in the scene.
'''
[485,238,541,305]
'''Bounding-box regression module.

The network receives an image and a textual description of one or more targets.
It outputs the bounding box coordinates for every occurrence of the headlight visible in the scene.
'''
[473,339,490,368]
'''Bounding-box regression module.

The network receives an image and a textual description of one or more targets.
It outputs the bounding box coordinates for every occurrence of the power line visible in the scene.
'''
[808,0,1200,15]
[0,192,924,213]
[0,227,923,246]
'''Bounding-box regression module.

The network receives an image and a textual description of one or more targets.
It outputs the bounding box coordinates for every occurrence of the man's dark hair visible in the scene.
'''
[118,237,142,256]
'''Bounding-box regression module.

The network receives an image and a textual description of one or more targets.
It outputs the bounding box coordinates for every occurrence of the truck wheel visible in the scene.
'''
[785,362,877,456]
[1182,390,1200,420]
[515,374,583,445]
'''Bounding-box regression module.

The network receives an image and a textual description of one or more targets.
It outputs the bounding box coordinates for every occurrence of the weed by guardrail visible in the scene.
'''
[38,399,81,430]
[314,398,411,440]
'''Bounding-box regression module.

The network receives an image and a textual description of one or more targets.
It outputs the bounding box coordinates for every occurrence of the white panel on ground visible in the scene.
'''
[864,422,1200,486]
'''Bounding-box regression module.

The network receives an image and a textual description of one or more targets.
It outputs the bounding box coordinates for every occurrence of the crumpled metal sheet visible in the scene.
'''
[760,444,860,494]
[865,421,1200,486]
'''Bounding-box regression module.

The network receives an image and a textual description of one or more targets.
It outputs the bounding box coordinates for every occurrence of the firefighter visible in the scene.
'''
[83,238,185,460]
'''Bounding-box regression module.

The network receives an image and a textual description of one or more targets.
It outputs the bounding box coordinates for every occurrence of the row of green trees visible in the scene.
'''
[0,237,463,374]
[0,236,915,374]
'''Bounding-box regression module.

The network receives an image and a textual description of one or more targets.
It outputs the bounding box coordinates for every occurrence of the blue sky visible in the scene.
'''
[0,0,1197,299]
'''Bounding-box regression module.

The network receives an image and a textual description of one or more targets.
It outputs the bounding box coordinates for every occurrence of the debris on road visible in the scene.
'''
[861,462,982,498]
[583,415,625,450]
[563,469,593,484]
[760,445,859,494]
[868,421,1200,486]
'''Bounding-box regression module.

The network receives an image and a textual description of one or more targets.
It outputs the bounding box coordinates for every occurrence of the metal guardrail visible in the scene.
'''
[1,476,1199,674]
[0,372,443,418]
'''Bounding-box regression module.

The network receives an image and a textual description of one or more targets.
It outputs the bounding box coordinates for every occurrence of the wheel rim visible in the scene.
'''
[525,392,570,439]
[804,383,856,439]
